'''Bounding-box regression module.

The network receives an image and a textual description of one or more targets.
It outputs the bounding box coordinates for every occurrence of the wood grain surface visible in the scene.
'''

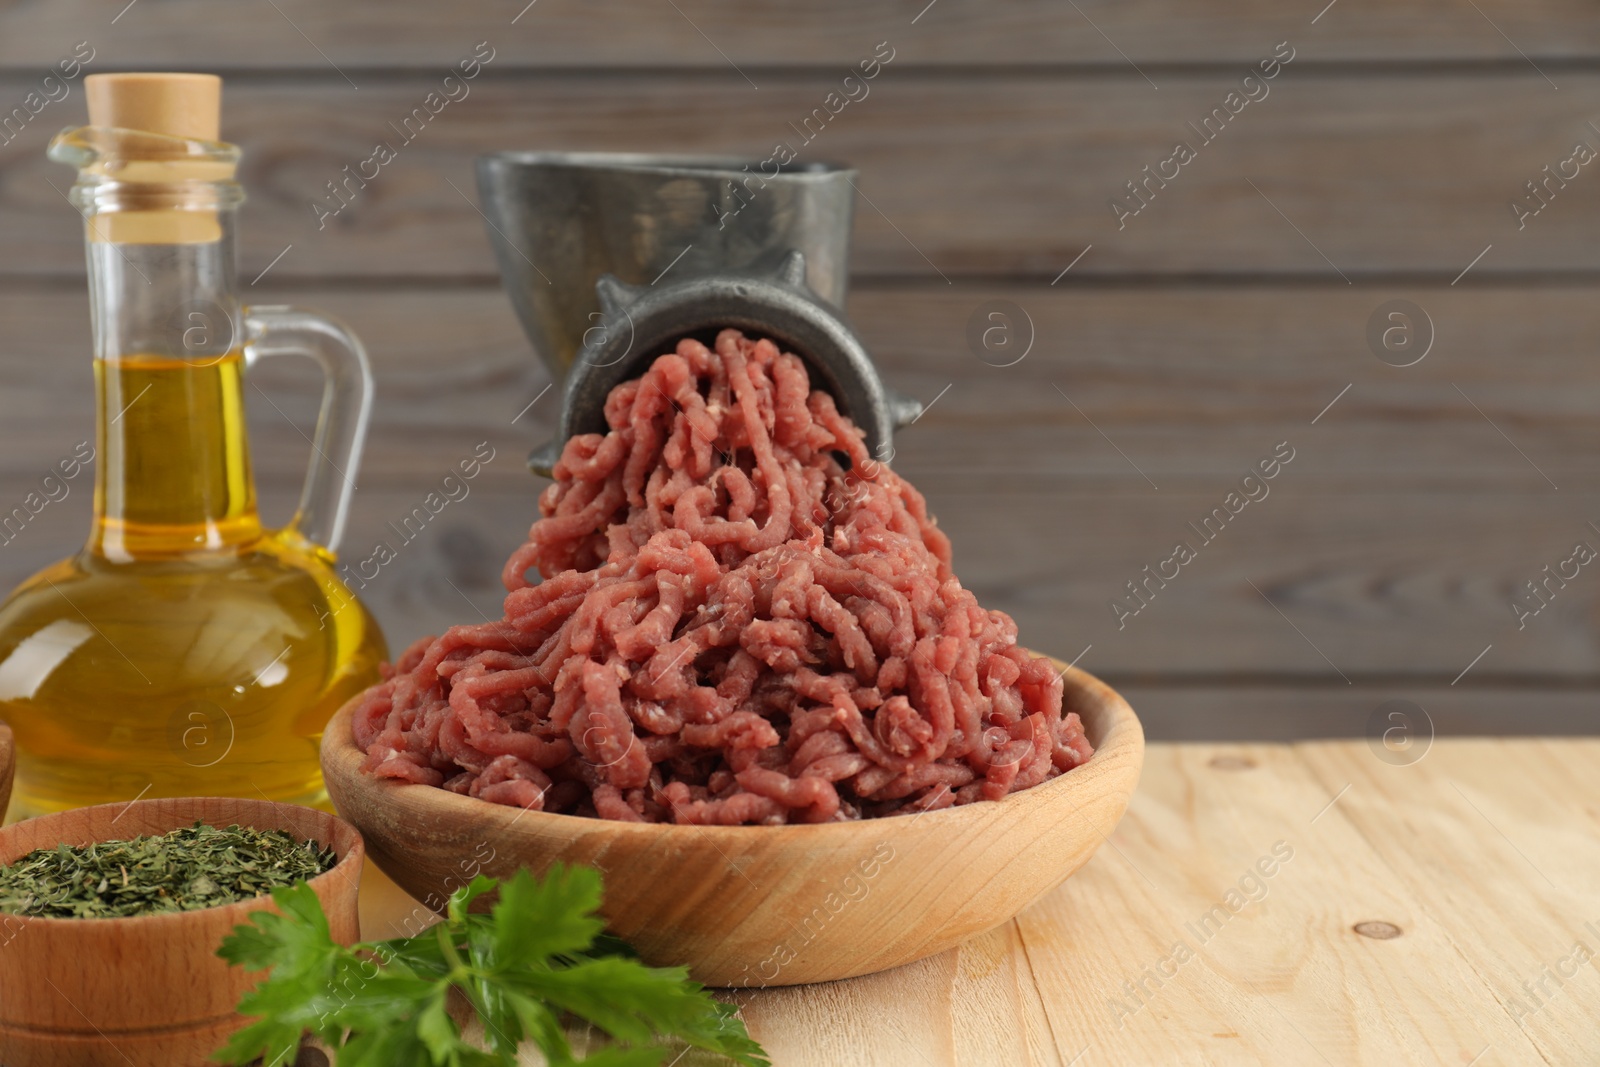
[9,286,1600,489]
[3,73,1600,280]
[4,0,1600,68]
[354,737,1600,1065]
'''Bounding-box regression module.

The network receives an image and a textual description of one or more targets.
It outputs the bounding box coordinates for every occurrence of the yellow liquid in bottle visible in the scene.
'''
[0,351,386,817]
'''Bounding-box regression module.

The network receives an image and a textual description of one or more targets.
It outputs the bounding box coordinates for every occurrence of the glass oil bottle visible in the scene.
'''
[0,73,387,817]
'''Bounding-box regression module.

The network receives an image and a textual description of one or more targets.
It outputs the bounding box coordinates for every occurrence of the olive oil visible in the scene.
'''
[1,76,387,817]
[0,352,386,816]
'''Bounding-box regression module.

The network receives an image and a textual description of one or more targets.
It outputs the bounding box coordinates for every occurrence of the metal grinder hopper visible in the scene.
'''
[474,152,920,475]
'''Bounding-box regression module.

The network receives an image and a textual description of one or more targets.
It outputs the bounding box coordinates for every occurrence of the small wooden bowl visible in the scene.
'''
[324,657,1143,987]
[0,797,363,1067]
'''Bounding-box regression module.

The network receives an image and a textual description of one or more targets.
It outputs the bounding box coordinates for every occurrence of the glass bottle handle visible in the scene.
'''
[242,306,374,556]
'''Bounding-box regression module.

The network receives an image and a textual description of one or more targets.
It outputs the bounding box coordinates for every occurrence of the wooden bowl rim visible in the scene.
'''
[324,656,1144,840]
[0,796,364,931]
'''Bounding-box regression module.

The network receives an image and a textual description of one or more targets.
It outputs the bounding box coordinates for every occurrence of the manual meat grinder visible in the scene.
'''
[474,152,920,475]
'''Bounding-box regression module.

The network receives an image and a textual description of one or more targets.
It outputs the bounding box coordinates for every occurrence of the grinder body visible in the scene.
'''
[474,152,918,474]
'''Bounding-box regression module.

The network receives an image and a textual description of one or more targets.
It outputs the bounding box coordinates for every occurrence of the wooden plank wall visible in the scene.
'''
[2,1,1597,739]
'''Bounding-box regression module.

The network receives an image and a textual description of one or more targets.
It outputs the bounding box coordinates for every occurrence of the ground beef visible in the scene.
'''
[352,329,1093,823]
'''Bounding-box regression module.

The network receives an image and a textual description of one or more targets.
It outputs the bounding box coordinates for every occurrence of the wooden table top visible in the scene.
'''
[357,738,1600,1066]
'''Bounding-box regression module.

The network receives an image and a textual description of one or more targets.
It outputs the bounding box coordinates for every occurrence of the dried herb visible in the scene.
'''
[215,864,769,1067]
[0,821,336,919]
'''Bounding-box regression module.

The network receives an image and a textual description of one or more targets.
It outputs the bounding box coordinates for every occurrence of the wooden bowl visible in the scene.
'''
[0,797,363,1067]
[323,657,1143,987]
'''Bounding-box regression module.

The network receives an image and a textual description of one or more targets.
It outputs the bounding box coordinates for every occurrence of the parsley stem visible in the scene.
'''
[436,923,465,969]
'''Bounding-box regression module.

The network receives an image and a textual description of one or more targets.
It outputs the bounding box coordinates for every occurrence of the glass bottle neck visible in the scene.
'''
[86,212,262,560]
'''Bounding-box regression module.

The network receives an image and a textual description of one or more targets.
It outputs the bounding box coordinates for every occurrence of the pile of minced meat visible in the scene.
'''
[353,329,1092,824]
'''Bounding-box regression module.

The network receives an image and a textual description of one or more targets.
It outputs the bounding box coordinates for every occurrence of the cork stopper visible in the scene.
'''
[85,73,221,141]
[71,73,234,244]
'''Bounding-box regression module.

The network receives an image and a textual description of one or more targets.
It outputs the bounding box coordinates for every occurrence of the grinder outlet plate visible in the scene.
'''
[528,250,921,476]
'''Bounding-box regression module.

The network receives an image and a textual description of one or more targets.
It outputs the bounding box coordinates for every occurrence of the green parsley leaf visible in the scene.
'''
[490,863,605,963]
[213,865,769,1067]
